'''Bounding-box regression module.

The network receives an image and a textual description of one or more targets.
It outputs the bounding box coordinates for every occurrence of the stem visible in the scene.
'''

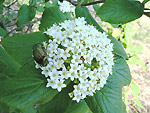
[67,0,106,6]
[3,18,41,38]
[5,0,18,8]
[81,0,106,6]
[144,8,150,10]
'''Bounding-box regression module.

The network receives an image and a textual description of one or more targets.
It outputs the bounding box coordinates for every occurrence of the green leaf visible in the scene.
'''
[39,5,66,31]
[38,82,73,113]
[123,90,130,104]
[128,55,146,71]
[0,32,57,110]
[0,46,20,76]
[93,4,99,12]
[135,99,145,110]
[131,81,139,99]
[0,61,58,110]
[1,32,49,66]
[0,26,7,36]
[131,81,145,110]
[22,106,37,113]
[108,36,128,59]
[0,4,3,14]
[113,57,131,86]
[45,1,51,8]
[17,4,36,27]
[75,5,128,58]
[85,57,131,113]
[29,0,36,6]
[0,21,8,37]
[75,5,104,32]
[65,101,92,113]
[52,0,58,4]
[122,102,127,113]
[142,0,150,4]
[63,12,73,20]
[0,102,9,113]
[0,0,4,5]
[36,5,45,12]
[97,0,144,24]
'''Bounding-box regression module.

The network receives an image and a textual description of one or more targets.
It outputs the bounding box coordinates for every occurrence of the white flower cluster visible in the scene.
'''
[58,0,75,15]
[35,17,114,103]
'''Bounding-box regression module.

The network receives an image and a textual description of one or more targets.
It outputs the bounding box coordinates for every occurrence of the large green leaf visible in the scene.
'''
[0,26,7,37]
[0,46,20,76]
[85,57,131,113]
[112,57,131,86]
[75,5,128,59]
[65,101,92,113]
[0,102,9,113]
[122,101,127,113]
[108,36,128,59]
[0,60,58,110]
[1,32,49,66]
[39,5,66,31]
[17,4,36,27]
[38,82,73,113]
[38,82,92,113]
[0,32,58,110]
[22,106,37,113]
[97,0,144,24]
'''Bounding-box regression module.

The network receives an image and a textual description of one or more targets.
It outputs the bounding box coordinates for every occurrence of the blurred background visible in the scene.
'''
[0,0,150,112]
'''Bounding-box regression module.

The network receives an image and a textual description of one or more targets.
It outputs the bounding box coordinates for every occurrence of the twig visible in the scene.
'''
[25,24,33,33]
[144,8,150,11]
[5,18,17,26]
[67,0,106,6]
[3,18,42,38]
[81,0,106,6]
[5,0,18,8]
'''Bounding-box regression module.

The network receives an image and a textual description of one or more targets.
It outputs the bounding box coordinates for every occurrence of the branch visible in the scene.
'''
[67,0,106,6]
[67,0,77,6]
[81,0,106,6]
[144,8,150,10]
[3,18,41,38]
[5,0,18,8]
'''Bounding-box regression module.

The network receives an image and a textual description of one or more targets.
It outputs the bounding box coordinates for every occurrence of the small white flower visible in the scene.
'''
[72,93,82,103]
[84,54,92,64]
[59,68,69,79]
[69,71,78,81]
[71,55,82,65]
[62,49,70,60]
[46,79,57,89]
[50,69,59,80]
[58,1,75,15]
[55,80,66,92]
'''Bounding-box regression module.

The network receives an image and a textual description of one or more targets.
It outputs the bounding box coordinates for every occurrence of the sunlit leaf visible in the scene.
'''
[97,0,144,24]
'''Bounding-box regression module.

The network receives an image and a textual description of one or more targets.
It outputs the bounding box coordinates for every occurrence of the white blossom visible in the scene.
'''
[34,17,114,103]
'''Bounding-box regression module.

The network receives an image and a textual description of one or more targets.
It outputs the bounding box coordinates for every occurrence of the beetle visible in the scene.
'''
[32,42,48,66]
